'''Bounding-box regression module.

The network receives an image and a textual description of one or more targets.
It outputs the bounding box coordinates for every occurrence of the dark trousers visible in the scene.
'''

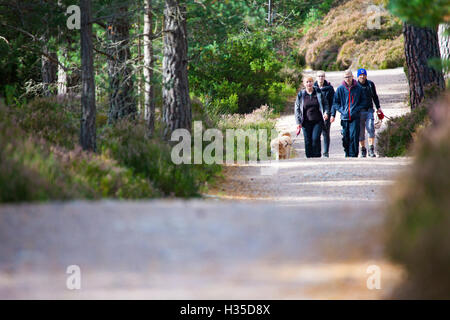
[322,119,331,154]
[341,118,360,157]
[302,120,323,158]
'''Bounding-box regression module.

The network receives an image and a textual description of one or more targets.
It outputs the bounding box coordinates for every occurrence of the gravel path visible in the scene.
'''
[0,68,410,299]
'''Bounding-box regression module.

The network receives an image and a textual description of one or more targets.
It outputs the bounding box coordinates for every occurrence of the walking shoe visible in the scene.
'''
[361,146,367,157]
[369,145,376,157]
[323,152,329,158]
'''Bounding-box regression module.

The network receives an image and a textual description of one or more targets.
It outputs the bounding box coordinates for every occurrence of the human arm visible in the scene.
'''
[370,81,381,110]
[331,88,340,118]
[322,94,330,121]
[322,91,330,115]
[294,91,303,126]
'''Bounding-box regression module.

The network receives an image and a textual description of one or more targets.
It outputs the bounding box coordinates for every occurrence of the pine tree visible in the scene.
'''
[144,0,156,134]
[389,0,447,108]
[162,0,191,138]
[107,3,136,123]
[403,23,445,109]
[80,0,96,151]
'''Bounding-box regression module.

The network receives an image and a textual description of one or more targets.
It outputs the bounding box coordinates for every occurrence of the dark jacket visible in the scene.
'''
[331,79,364,121]
[357,79,380,111]
[314,80,335,113]
[294,87,329,125]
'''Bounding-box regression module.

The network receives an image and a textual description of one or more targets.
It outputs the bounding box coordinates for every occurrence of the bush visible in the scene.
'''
[376,106,429,157]
[189,32,292,115]
[9,97,80,149]
[301,0,335,35]
[0,125,69,202]
[0,98,222,201]
[0,116,157,202]
[99,119,222,198]
[205,81,240,115]
[217,105,277,161]
[385,92,450,299]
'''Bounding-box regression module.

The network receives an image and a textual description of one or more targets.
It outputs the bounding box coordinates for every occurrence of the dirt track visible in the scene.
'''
[0,68,411,299]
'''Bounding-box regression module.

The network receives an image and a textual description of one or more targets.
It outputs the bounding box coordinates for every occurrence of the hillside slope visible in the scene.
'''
[298,0,404,71]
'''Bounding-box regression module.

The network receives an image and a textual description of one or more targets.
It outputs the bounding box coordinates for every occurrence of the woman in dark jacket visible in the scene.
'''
[294,75,330,158]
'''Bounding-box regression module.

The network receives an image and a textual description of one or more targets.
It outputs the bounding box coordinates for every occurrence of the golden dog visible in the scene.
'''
[270,132,293,159]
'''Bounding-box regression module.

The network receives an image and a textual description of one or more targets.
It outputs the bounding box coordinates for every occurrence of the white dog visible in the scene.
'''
[270,132,293,159]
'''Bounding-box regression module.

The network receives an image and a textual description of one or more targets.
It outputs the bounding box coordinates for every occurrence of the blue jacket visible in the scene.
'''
[331,79,364,121]
[357,79,381,112]
[294,87,329,125]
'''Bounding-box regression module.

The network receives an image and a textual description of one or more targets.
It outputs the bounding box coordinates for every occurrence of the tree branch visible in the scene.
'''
[93,46,115,61]
[0,35,9,44]
[0,22,69,72]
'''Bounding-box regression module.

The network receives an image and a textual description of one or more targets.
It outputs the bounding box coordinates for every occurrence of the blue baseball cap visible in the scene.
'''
[357,68,367,77]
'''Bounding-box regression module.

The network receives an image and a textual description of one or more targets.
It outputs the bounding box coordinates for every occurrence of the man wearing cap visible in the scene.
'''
[330,70,364,157]
[356,68,384,157]
[314,71,335,158]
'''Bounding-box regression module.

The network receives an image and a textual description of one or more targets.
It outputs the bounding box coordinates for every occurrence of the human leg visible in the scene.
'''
[366,112,376,157]
[348,118,360,157]
[359,111,367,157]
[359,111,367,147]
[311,121,323,157]
[302,121,314,158]
[322,119,331,157]
[341,120,350,157]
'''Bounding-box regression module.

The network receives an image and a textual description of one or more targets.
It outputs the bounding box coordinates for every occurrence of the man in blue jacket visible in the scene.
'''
[330,70,364,157]
[314,71,335,158]
[356,68,384,157]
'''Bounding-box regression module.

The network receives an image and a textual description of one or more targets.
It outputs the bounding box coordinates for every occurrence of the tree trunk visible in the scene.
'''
[57,47,67,97]
[403,23,445,109]
[107,4,136,123]
[268,0,272,26]
[80,0,96,152]
[438,23,450,79]
[41,46,58,96]
[438,24,450,60]
[137,9,143,115]
[162,0,192,138]
[56,0,67,98]
[144,0,156,135]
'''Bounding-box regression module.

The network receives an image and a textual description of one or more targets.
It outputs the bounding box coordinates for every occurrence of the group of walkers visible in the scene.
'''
[294,68,385,158]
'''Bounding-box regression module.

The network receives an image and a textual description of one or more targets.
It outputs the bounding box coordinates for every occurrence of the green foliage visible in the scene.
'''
[0,98,221,201]
[385,93,450,299]
[428,57,450,76]
[217,105,277,161]
[207,81,240,115]
[387,0,449,79]
[99,119,221,198]
[302,7,322,34]
[9,98,80,149]
[388,0,450,27]
[187,0,265,52]
[0,124,69,202]
[0,113,157,203]
[376,106,429,157]
[4,84,18,106]
[187,0,316,54]
[302,0,335,34]
[0,0,76,94]
[190,32,296,115]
